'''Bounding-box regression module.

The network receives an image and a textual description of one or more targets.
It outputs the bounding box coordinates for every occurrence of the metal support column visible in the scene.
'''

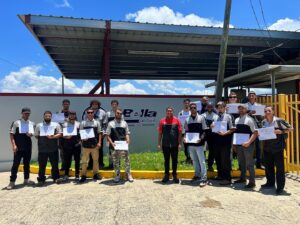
[104,20,111,95]
[62,73,65,94]
[271,72,276,103]
[215,0,232,102]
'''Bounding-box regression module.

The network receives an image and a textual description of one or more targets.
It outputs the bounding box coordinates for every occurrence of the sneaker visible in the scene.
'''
[93,174,102,180]
[127,174,134,182]
[276,189,284,195]
[245,182,256,188]
[199,180,207,188]
[261,183,275,189]
[113,175,121,183]
[173,175,180,184]
[161,174,169,183]
[75,175,80,181]
[54,178,63,184]
[6,182,15,190]
[62,175,69,182]
[23,179,35,185]
[36,181,45,187]
[219,180,232,186]
[234,179,246,184]
[79,176,87,183]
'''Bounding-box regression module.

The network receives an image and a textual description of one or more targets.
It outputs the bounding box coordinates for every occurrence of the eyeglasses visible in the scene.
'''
[87,112,94,114]
[229,96,237,98]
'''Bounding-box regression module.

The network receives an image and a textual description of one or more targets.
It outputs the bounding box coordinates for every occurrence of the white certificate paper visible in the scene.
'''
[40,125,55,136]
[250,105,265,116]
[258,127,277,141]
[63,126,77,136]
[114,141,129,151]
[212,121,228,133]
[233,133,250,145]
[79,128,95,139]
[226,103,239,114]
[19,121,34,134]
[179,115,189,125]
[52,113,65,123]
[185,132,199,143]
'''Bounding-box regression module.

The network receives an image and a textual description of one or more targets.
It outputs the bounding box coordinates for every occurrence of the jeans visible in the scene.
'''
[162,146,178,176]
[10,150,32,182]
[188,145,207,181]
[37,151,59,182]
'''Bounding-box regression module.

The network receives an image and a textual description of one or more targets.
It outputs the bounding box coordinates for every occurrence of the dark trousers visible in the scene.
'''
[10,150,32,182]
[255,138,262,167]
[215,144,232,180]
[207,136,215,168]
[63,145,81,176]
[182,134,190,160]
[264,149,285,190]
[162,146,178,176]
[37,151,59,182]
[59,138,65,170]
[88,138,104,168]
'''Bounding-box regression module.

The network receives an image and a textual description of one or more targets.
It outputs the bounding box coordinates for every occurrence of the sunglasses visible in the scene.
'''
[87,111,94,114]
[190,107,197,109]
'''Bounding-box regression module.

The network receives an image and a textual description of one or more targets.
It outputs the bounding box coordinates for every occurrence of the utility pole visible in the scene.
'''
[215,0,232,102]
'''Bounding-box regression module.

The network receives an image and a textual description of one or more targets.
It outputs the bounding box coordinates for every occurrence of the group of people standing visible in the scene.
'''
[7,99,133,190]
[159,92,293,194]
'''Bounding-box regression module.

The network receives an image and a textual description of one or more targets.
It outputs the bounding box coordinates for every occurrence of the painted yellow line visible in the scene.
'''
[18,165,266,179]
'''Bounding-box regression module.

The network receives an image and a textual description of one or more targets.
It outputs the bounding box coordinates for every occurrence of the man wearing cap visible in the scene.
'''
[35,111,63,186]
[61,111,81,181]
[184,103,208,187]
[178,98,192,164]
[201,103,218,172]
[247,91,264,169]
[211,102,235,185]
[6,108,35,190]
[82,99,107,169]
[233,104,258,188]
[79,108,102,183]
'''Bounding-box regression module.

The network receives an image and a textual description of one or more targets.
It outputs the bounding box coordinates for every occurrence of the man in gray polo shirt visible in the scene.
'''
[35,111,62,186]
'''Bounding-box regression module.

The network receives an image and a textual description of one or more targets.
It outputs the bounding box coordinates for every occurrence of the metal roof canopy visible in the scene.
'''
[18,14,300,82]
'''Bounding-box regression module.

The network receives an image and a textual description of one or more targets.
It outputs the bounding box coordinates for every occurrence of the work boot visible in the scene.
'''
[173,174,179,184]
[6,182,15,190]
[161,174,169,183]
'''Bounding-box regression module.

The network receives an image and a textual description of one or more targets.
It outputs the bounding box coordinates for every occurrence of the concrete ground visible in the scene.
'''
[1,172,300,225]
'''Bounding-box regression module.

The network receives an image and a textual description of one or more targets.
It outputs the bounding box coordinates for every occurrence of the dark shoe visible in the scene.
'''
[245,182,256,188]
[54,178,63,184]
[173,175,179,184]
[261,183,275,189]
[75,175,80,181]
[36,181,45,187]
[162,175,169,183]
[276,189,284,195]
[79,176,87,183]
[93,174,102,180]
[220,180,232,186]
[234,179,246,184]
[207,167,214,172]
[191,176,201,182]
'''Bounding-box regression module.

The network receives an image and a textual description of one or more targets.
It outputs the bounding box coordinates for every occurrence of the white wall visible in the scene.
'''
[0,94,212,171]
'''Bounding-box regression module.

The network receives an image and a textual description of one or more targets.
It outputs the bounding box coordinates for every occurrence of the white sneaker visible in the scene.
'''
[113,175,121,183]
[199,180,207,188]
[127,174,134,182]
[24,179,35,185]
[6,182,15,190]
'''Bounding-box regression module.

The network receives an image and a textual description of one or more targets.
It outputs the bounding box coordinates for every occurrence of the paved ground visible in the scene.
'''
[1,172,300,225]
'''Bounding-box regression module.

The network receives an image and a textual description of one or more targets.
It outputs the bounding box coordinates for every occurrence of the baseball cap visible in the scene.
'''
[21,107,31,113]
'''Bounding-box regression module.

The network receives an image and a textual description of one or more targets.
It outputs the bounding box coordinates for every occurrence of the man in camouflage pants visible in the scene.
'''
[106,108,133,183]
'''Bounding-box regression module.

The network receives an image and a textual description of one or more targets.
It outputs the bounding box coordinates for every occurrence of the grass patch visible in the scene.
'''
[31,150,239,171]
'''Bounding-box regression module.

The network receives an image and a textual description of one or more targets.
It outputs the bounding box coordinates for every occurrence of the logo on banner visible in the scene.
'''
[123,109,157,126]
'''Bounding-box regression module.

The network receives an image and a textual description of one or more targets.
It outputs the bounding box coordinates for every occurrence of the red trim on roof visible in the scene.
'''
[0,93,214,99]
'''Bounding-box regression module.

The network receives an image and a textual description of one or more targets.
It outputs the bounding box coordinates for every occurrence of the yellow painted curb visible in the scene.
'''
[18,165,266,179]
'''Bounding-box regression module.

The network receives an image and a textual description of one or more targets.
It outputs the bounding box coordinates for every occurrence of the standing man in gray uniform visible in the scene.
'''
[35,111,63,186]
[7,107,35,190]
[233,104,258,188]
[106,108,133,183]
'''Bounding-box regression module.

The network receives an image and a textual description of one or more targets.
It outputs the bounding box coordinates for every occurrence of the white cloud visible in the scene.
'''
[55,0,72,9]
[110,82,147,94]
[268,18,300,32]
[0,66,94,94]
[126,6,233,27]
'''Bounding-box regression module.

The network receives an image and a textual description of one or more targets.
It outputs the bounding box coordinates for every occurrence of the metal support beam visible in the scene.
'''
[89,79,104,94]
[104,20,111,95]
[215,0,232,101]
[61,73,65,94]
[271,72,276,102]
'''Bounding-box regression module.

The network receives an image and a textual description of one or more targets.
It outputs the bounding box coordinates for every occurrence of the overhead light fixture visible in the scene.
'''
[128,50,179,56]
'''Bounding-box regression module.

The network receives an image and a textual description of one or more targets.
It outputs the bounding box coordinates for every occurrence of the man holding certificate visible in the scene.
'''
[211,102,235,185]
[79,108,102,183]
[260,106,293,195]
[158,107,182,184]
[6,107,35,190]
[106,108,133,183]
[35,111,63,186]
[184,103,208,187]
[233,104,258,188]
[61,111,81,181]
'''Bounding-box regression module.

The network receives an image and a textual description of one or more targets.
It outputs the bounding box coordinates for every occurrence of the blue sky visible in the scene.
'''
[0,0,300,95]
